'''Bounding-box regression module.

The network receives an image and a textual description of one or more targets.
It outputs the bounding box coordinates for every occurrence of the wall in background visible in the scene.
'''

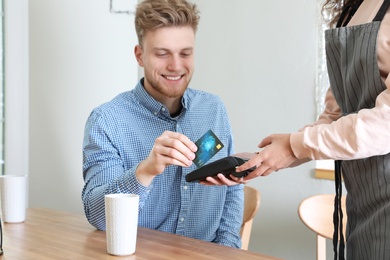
[4,0,29,177]
[27,1,338,259]
[29,0,138,213]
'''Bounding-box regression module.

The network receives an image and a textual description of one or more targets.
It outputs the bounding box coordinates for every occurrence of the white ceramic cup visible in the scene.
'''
[105,193,139,256]
[0,175,29,223]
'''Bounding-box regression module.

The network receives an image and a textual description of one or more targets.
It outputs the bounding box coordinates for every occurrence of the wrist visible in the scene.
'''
[135,161,156,186]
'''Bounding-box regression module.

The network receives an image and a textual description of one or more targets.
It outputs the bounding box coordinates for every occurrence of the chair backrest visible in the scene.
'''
[298,194,347,260]
[240,185,261,250]
[298,194,346,239]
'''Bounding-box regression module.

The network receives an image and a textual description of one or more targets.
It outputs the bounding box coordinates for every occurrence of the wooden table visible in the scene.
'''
[2,208,281,260]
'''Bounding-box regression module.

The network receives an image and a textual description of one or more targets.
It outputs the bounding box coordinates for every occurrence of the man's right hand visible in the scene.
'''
[135,131,197,186]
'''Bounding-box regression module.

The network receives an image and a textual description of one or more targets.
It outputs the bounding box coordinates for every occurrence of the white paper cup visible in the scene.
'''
[105,193,139,256]
[0,175,29,223]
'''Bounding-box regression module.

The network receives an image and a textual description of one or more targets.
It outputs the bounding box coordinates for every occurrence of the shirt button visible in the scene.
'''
[180,218,185,222]
[183,186,188,190]
[162,107,166,111]
[154,112,158,116]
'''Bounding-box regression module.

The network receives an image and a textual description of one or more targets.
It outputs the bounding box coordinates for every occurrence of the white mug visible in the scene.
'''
[0,175,29,223]
[105,193,139,256]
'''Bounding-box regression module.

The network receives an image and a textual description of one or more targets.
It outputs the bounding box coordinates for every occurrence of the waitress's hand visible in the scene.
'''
[236,134,298,180]
[198,152,256,186]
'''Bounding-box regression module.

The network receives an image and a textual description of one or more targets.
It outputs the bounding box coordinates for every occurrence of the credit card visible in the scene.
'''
[193,129,224,168]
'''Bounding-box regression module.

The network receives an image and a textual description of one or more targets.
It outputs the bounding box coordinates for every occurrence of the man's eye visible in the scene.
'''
[156,53,168,57]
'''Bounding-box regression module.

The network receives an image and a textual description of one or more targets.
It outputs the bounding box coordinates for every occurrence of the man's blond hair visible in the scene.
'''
[135,0,200,46]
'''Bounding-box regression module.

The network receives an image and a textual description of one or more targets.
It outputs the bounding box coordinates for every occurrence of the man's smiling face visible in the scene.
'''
[135,26,195,101]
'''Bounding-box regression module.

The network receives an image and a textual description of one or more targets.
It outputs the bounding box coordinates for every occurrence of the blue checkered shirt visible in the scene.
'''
[82,79,244,248]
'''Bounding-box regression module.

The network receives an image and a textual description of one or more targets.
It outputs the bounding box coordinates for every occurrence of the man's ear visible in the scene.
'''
[134,45,144,67]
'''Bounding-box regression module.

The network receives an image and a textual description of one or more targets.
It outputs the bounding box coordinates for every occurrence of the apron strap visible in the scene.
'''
[336,0,364,28]
[333,160,345,260]
[373,0,390,22]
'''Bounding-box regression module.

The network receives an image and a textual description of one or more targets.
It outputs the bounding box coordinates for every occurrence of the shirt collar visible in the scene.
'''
[133,78,190,118]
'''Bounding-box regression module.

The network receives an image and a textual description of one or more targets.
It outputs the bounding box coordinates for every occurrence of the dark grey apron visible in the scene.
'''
[325,0,390,259]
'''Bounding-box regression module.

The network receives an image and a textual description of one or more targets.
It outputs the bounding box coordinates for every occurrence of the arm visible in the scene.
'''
[310,87,342,125]
[82,111,197,230]
[237,83,390,180]
[213,184,244,248]
[291,87,390,160]
[82,112,150,230]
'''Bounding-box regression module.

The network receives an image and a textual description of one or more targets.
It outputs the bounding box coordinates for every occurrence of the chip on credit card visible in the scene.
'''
[193,130,224,168]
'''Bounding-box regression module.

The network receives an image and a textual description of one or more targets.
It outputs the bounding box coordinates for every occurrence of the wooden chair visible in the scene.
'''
[298,194,347,260]
[240,185,261,250]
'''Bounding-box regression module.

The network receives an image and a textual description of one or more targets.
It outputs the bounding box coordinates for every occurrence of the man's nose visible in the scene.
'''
[167,56,181,71]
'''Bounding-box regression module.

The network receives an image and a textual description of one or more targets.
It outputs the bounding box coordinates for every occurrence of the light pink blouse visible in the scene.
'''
[290,1,390,160]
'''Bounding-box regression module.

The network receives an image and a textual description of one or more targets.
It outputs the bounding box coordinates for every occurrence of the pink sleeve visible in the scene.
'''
[314,88,342,125]
[291,87,390,160]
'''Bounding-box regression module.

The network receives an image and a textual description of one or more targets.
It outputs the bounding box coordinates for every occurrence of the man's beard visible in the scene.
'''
[148,77,190,98]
